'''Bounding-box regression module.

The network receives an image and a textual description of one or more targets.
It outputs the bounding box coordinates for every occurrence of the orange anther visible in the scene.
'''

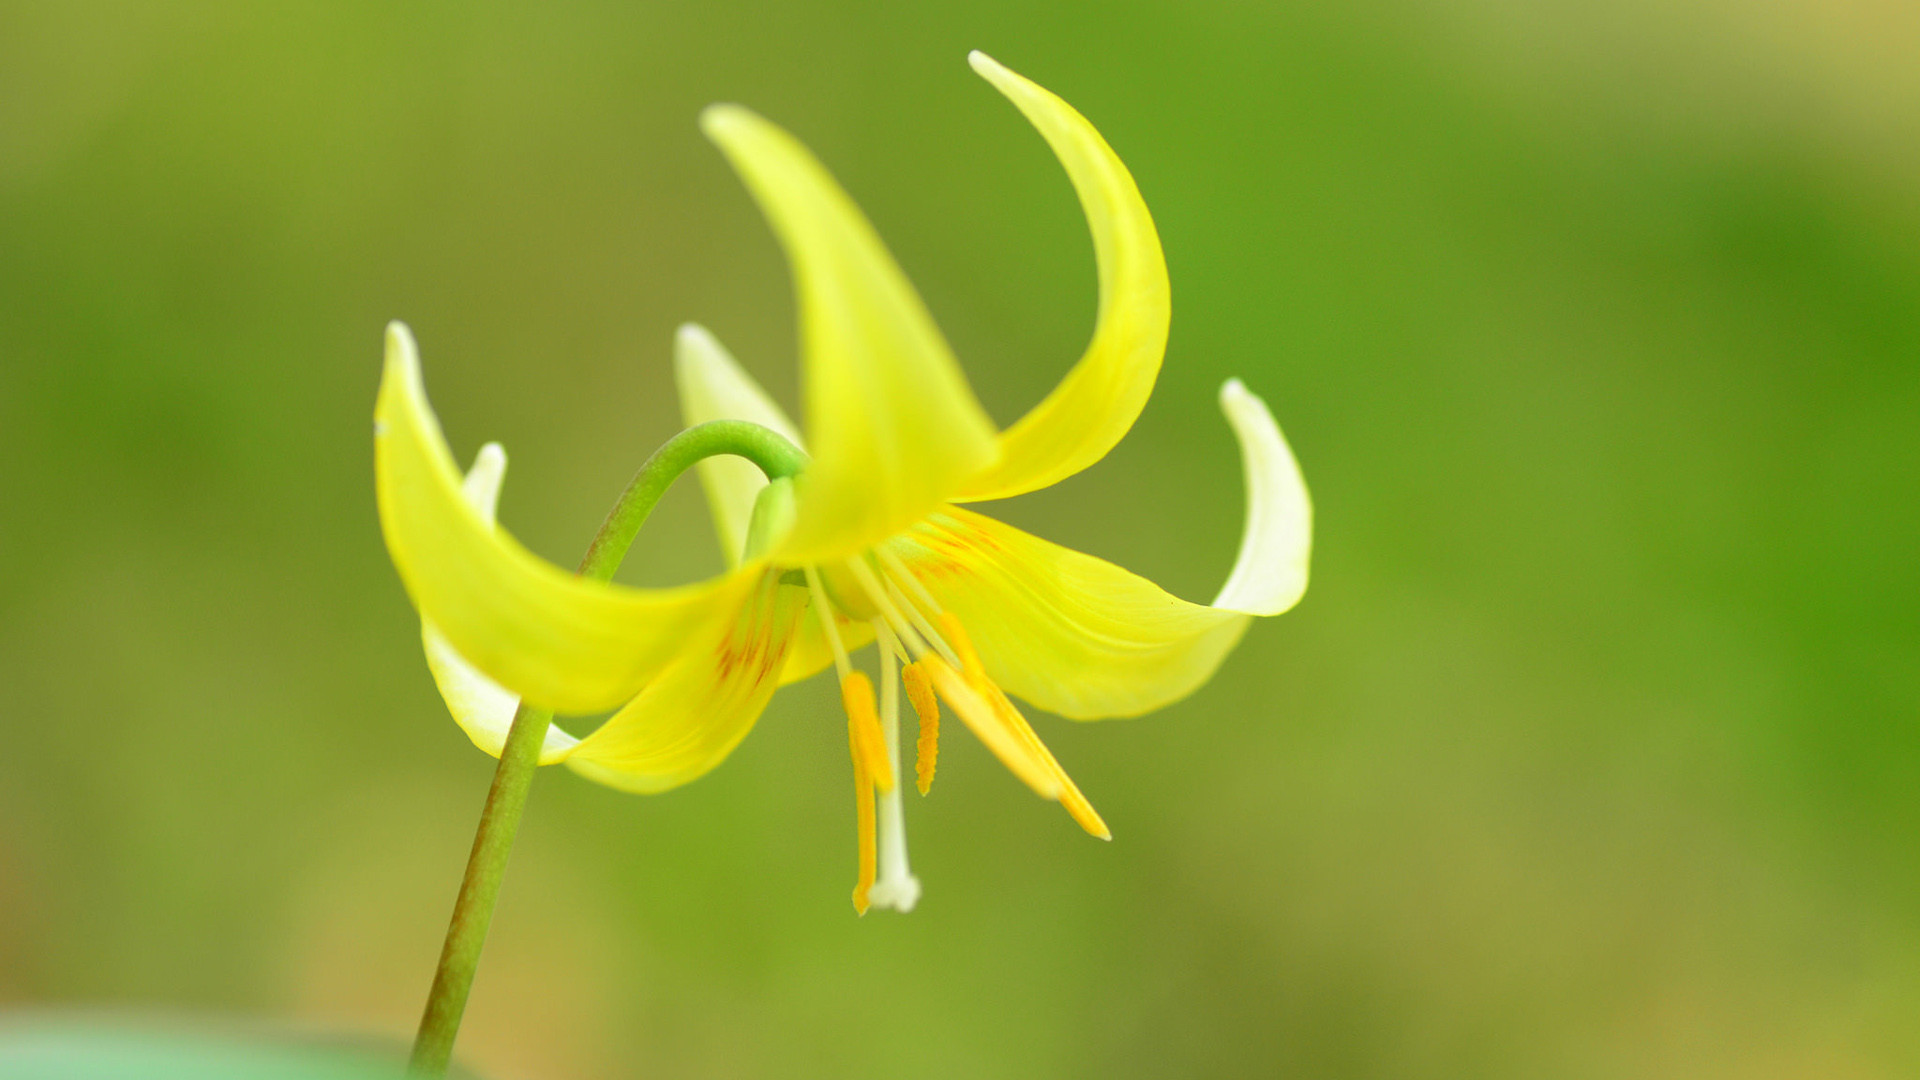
[840,672,894,793]
[917,655,1059,799]
[924,618,1109,840]
[901,661,940,795]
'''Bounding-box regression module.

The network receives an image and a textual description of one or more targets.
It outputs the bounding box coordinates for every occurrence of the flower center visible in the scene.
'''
[803,545,1110,914]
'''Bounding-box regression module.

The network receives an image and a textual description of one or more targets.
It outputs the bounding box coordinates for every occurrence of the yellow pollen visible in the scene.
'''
[901,660,940,795]
[841,672,894,793]
[933,612,1110,840]
[918,654,1058,797]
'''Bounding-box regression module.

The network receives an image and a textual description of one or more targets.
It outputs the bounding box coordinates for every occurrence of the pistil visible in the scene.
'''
[813,545,1111,915]
[866,620,922,912]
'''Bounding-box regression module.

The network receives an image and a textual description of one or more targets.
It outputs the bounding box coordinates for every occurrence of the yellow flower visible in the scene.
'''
[375,52,1311,914]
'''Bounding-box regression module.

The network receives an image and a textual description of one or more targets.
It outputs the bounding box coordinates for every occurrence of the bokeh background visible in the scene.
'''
[3,1,1918,1077]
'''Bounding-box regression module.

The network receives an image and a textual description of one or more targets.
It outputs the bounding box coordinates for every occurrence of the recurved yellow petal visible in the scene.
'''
[954,52,1170,502]
[566,570,805,793]
[376,322,762,715]
[889,507,1249,721]
[674,323,806,566]
[702,105,999,564]
[422,443,581,763]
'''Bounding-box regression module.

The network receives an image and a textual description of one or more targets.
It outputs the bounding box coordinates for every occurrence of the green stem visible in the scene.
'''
[578,419,808,580]
[407,419,806,1077]
[406,699,551,1077]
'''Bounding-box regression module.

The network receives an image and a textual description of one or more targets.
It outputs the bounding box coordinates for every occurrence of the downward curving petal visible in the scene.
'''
[888,507,1248,720]
[566,571,806,793]
[376,322,761,715]
[702,105,999,564]
[887,376,1310,719]
[954,52,1171,502]
[673,323,806,566]
[422,444,582,764]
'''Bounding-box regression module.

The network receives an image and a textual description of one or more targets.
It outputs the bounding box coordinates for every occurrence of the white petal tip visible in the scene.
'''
[675,322,718,350]
[699,103,752,141]
[462,444,508,526]
[381,322,428,405]
[472,442,506,472]
[1212,377,1312,617]
[969,51,1017,88]
[673,322,727,377]
[384,320,419,367]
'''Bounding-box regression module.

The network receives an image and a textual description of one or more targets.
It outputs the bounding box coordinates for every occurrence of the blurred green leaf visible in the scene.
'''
[0,1019,419,1080]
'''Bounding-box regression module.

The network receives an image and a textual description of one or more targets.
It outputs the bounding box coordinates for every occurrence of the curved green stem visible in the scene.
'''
[408,419,805,1077]
[578,419,808,580]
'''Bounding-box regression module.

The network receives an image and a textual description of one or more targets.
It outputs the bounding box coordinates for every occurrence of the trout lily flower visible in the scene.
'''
[375,52,1311,914]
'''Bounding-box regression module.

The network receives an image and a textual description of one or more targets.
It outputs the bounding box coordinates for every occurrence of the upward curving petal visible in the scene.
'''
[887,377,1310,719]
[954,52,1171,502]
[375,322,762,715]
[673,323,806,566]
[566,570,806,793]
[702,105,999,564]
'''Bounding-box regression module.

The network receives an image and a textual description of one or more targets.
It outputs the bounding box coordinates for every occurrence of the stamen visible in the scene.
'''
[878,545,943,616]
[901,660,940,795]
[883,576,958,668]
[803,565,851,681]
[848,718,875,915]
[842,556,934,660]
[812,565,887,912]
[841,672,894,793]
[937,611,985,675]
[854,547,958,668]
[867,620,922,912]
[918,655,1059,798]
[936,612,1110,840]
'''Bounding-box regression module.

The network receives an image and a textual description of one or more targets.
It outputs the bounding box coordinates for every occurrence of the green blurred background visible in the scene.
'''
[3,1,1918,1076]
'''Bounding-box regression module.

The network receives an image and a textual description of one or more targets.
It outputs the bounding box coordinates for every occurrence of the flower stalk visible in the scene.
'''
[406,420,805,1078]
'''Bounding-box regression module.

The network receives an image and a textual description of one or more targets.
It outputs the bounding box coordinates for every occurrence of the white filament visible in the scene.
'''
[865,619,922,912]
[802,565,852,680]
